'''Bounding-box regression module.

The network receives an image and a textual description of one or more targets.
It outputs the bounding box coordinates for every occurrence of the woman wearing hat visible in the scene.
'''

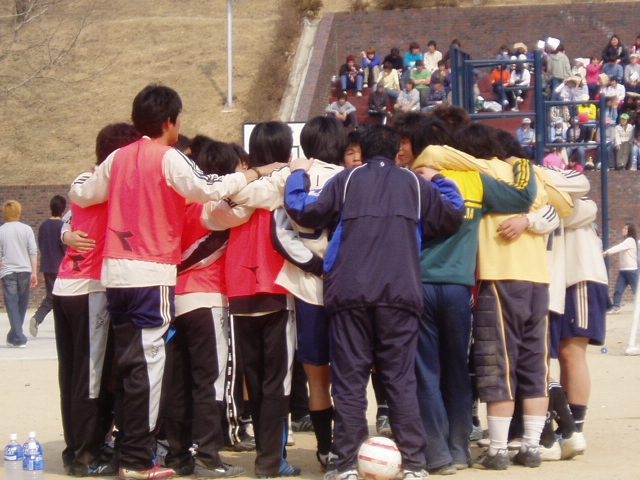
[614,113,634,169]
[517,118,535,159]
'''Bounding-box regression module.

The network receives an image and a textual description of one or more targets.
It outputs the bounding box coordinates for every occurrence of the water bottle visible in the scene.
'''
[4,434,23,480]
[22,432,44,480]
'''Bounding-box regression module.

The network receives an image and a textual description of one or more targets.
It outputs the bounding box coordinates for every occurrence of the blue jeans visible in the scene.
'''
[415,283,473,468]
[340,74,363,92]
[613,269,638,308]
[2,272,31,345]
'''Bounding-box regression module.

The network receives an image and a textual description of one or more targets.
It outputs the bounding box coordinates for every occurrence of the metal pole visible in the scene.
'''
[226,0,234,108]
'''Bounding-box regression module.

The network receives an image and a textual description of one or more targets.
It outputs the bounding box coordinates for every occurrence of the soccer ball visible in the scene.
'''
[357,436,402,480]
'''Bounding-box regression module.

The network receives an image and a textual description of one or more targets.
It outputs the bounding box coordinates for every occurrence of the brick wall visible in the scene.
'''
[307,2,640,117]
[0,186,70,311]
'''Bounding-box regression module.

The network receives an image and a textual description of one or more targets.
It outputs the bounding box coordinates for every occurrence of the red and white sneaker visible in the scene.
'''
[118,465,176,479]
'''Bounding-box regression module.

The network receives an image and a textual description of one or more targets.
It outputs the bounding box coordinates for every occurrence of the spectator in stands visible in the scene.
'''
[441,38,461,66]
[431,60,451,95]
[624,53,640,94]
[602,54,624,82]
[594,116,616,170]
[615,113,634,169]
[547,44,572,100]
[361,47,382,89]
[395,78,420,113]
[377,61,401,100]
[572,58,588,85]
[422,79,447,112]
[544,139,567,168]
[339,55,364,97]
[602,75,626,107]
[566,150,584,172]
[508,59,531,111]
[602,34,630,66]
[424,40,442,74]
[401,42,423,88]
[631,35,640,55]
[517,118,535,160]
[383,47,405,81]
[491,64,510,107]
[566,116,588,167]
[495,44,511,62]
[549,116,567,142]
[586,56,603,99]
[411,60,431,107]
[326,92,358,128]
[368,82,391,125]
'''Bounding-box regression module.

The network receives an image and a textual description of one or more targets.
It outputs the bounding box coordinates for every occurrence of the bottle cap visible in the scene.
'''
[10,433,17,440]
[28,432,36,438]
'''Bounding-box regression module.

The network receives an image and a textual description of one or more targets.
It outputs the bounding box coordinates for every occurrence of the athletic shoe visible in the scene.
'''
[539,441,561,461]
[363,83,369,89]
[29,316,38,337]
[118,465,176,479]
[453,463,468,471]
[608,307,621,314]
[317,452,338,473]
[356,91,363,97]
[194,462,244,478]
[585,159,595,170]
[291,414,314,432]
[376,415,392,437]
[516,96,524,104]
[287,429,296,446]
[325,469,358,480]
[87,462,117,476]
[427,463,456,475]
[472,449,510,470]
[469,424,483,442]
[511,106,519,112]
[257,459,301,478]
[514,447,542,468]
[6,342,26,348]
[560,432,587,459]
[403,468,429,480]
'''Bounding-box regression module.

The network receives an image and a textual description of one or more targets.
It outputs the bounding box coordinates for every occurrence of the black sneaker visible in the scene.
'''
[473,449,510,470]
[514,447,542,468]
[87,462,116,476]
[291,414,313,432]
[194,462,244,478]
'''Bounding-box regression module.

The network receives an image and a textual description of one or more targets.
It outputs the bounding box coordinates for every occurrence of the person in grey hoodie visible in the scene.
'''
[547,44,572,100]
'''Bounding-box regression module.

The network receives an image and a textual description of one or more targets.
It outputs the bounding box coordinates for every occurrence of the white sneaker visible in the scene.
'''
[356,91,363,97]
[539,441,561,461]
[561,432,586,459]
[29,316,38,337]
[403,469,428,480]
[287,429,296,446]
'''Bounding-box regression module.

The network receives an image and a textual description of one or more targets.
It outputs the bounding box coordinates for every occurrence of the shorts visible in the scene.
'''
[294,297,330,366]
[473,280,549,403]
[549,281,607,358]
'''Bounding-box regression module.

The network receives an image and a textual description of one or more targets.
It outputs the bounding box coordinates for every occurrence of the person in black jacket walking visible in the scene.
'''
[284,125,464,480]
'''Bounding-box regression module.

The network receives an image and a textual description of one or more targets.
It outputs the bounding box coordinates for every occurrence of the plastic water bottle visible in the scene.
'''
[4,434,23,480]
[22,432,44,480]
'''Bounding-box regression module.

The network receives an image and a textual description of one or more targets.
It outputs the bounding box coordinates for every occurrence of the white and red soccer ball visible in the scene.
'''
[357,436,402,480]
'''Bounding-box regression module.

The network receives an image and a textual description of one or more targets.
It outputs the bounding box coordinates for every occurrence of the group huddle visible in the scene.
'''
[51,84,605,480]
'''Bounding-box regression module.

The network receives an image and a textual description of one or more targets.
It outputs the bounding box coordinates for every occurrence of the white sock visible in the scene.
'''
[487,416,511,455]
[522,414,546,451]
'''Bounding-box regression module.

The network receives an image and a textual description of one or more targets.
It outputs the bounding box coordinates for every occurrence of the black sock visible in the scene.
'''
[569,403,587,433]
[549,383,577,438]
[309,407,334,455]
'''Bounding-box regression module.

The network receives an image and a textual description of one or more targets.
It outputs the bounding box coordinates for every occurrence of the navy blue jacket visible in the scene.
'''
[285,156,464,316]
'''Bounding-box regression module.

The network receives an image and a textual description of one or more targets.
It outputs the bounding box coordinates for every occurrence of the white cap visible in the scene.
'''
[10,433,17,441]
[547,37,560,50]
[28,432,36,438]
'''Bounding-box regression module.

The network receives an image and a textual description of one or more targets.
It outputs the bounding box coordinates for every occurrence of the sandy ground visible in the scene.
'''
[1,304,640,480]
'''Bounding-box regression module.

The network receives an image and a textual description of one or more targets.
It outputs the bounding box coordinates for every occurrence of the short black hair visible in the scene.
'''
[95,123,141,165]
[453,122,506,160]
[496,129,528,160]
[428,40,437,48]
[248,121,293,167]
[190,136,240,175]
[50,195,66,217]
[131,84,182,138]
[390,47,400,56]
[300,116,347,166]
[347,130,361,147]
[173,134,192,153]
[432,105,471,132]
[393,113,452,158]
[360,125,400,161]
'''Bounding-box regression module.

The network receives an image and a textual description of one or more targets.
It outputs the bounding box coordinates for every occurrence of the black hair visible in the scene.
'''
[248,121,293,167]
[190,136,240,176]
[496,129,528,160]
[50,195,66,217]
[383,61,394,70]
[300,116,347,166]
[626,223,637,240]
[338,91,348,100]
[347,130,361,147]
[453,122,507,160]
[393,113,452,158]
[432,105,471,132]
[131,84,182,138]
[95,123,141,165]
[409,41,420,50]
[173,134,192,153]
[428,40,437,48]
[390,48,400,56]
[360,125,400,161]
[229,143,250,168]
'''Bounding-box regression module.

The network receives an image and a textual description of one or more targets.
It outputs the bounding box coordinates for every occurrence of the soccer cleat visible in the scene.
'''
[29,316,38,337]
[118,465,176,479]
[427,463,457,475]
[403,469,429,480]
[473,449,510,470]
[539,441,561,461]
[514,447,542,468]
[194,462,244,478]
[291,414,314,432]
[560,432,587,459]
[376,415,392,437]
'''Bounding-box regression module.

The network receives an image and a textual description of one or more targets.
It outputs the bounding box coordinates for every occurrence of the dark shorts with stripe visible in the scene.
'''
[549,281,607,358]
[294,297,330,366]
[473,280,549,403]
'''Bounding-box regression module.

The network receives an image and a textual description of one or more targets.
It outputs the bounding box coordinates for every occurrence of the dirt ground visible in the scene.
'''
[1,301,640,479]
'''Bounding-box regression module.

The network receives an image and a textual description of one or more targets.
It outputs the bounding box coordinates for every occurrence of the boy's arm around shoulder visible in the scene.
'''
[413,145,510,177]
[418,172,465,240]
[284,170,341,231]
[481,158,537,214]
